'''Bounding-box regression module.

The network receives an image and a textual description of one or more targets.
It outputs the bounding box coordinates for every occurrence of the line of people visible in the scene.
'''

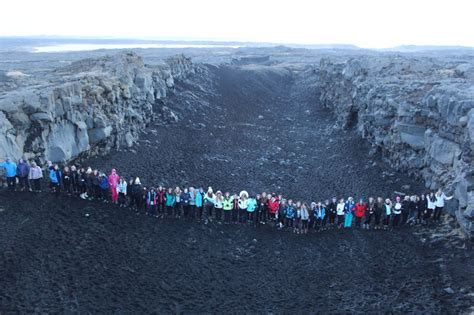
[0,158,454,232]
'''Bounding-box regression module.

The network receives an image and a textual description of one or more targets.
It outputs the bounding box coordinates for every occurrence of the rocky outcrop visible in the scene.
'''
[0,52,194,163]
[318,55,474,237]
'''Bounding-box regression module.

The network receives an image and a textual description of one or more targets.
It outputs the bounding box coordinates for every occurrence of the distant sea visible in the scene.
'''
[33,43,241,52]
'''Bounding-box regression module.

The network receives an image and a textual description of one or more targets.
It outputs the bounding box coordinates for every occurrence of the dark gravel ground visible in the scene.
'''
[1,64,473,313]
[0,190,472,313]
[86,64,424,200]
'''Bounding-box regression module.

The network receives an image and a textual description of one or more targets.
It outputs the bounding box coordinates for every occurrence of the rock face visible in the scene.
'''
[0,52,194,163]
[318,55,474,237]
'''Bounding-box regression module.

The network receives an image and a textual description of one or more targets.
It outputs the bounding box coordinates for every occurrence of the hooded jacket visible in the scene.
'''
[344,201,355,215]
[0,161,17,177]
[29,166,43,180]
[165,192,176,206]
[247,198,257,212]
[315,206,326,219]
[195,192,203,207]
[223,196,233,210]
[17,161,29,178]
[268,199,279,214]
[49,168,62,184]
[355,202,367,218]
[99,176,109,190]
[116,181,127,194]
[108,169,120,188]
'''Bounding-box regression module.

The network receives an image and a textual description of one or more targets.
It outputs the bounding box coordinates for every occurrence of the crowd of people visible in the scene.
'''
[0,157,454,232]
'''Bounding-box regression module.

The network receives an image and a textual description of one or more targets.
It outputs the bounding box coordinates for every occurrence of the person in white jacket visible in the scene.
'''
[433,189,453,222]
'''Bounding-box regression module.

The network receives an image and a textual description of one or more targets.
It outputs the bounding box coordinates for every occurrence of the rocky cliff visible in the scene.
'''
[0,52,194,163]
[318,55,474,236]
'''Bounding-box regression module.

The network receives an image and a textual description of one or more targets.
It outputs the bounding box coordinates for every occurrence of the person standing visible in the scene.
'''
[0,158,17,191]
[214,190,224,221]
[196,187,204,221]
[301,203,310,234]
[108,169,120,204]
[354,198,367,228]
[62,166,71,194]
[188,187,196,220]
[374,197,384,229]
[344,197,355,228]
[238,191,249,223]
[49,164,62,196]
[246,195,257,223]
[365,197,376,229]
[28,161,43,192]
[426,192,436,223]
[203,187,216,224]
[116,178,127,207]
[434,189,453,223]
[384,198,392,229]
[336,199,345,229]
[223,192,233,224]
[327,197,337,227]
[165,187,175,217]
[181,187,191,218]
[16,159,30,191]
[392,196,403,227]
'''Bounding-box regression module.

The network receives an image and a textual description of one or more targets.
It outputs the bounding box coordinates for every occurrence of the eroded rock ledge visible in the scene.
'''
[318,55,474,236]
[0,52,194,162]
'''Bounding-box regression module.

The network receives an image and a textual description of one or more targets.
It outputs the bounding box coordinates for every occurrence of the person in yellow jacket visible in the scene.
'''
[223,192,233,224]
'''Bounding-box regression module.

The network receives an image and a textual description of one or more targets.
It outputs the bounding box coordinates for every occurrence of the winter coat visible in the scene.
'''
[344,201,355,214]
[204,193,216,206]
[28,166,43,180]
[181,192,191,205]
[223,197,233,210]
[116,181,127,194]
[195,192,203,207]
[393,202,402,215]
[301,207,310,220]
[355,202,367,218]
[238,198,248,210]
[0,161,17,177]
[285,205,295,219]
[16,162,29,178]
[49,169,62,184]
[336,203,345,215]
[108,171,120,188]
[268,199,279,214]
[99,176,109,190]
[247,198,257,212]
[147,191,157,205]
[315,206,326,219]
[165,192,176,206]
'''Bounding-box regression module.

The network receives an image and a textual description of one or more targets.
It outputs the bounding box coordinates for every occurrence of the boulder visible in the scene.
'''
[88,126,113,144]
[429,135,460,165]
[397,123,426,149]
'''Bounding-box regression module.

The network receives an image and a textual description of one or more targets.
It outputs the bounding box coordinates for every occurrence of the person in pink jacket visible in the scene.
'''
[108,169,120,204]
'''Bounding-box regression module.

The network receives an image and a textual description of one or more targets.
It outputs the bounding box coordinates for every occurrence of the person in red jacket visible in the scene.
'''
[355,198,367,228]
[268,194,280,220]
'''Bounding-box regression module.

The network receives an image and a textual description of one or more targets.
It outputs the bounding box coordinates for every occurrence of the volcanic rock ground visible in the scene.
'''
[1,65,473,313]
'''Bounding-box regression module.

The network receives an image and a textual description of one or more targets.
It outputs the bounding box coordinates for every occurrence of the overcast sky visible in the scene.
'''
[2,0,473,48]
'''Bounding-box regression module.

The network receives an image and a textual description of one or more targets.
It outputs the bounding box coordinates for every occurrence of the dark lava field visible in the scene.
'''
[1,64,473,313]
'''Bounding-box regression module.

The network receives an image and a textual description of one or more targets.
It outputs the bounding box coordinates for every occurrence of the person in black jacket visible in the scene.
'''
[131,177,143,211]
[327,198,337,227]
[374,197,384,229]
[401,195,410,225]
[418,194,427,224]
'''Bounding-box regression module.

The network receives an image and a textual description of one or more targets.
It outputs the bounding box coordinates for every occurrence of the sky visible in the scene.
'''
[1,0,473,48]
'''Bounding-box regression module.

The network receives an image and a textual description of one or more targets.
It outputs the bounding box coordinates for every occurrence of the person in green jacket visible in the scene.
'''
[165,187,175,217]
[223,192,233,224]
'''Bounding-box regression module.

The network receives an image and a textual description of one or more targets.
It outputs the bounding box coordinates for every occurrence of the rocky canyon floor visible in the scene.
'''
[0,64,473,313]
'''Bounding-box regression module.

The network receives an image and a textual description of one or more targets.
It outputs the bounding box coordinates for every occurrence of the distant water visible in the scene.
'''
[33,43,241,53]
